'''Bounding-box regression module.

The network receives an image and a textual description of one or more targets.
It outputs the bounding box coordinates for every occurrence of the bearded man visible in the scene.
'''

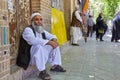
[17,12,66,80]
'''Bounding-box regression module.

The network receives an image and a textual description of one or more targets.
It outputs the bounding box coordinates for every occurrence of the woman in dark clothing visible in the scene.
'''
[96,13,105,41]
[111,13,120,42]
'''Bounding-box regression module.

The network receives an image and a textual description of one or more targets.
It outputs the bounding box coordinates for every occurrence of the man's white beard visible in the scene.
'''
[32,22,44,33]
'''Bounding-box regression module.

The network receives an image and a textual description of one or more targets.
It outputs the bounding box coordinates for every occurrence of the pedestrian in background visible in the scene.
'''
[111,11,120,42]
[70,5,83,46]
[96,13,105,41]
[87,15,94,37]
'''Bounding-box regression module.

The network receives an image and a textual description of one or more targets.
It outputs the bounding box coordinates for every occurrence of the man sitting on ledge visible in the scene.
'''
[17,12,66,80]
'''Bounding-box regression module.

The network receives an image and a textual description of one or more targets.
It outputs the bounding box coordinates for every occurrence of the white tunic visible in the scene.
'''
[70,10,83,44]
[70,27,82,44]
[22,27,62,71]
[75,10,82,22]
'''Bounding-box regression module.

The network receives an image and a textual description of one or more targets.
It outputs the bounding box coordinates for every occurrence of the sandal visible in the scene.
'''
[50,65,66,72]
[39,70,51,80]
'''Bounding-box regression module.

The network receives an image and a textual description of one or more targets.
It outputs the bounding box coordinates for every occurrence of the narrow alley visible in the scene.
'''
[25,32,120,80]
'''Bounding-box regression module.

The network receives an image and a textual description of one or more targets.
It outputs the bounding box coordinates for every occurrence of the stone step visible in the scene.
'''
[10,65,22,80]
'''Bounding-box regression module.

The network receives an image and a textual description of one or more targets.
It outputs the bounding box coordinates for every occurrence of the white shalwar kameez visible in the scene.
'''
[22,27,62,71]
[70,10,83,44]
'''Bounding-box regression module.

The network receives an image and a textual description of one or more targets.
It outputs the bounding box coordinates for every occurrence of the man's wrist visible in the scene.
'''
[51,38,57,41]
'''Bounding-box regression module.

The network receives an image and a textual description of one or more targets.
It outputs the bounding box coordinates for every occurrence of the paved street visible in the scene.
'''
[25,31,120,80]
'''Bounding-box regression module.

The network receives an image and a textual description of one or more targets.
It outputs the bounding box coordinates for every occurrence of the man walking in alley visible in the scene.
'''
[17,12,66,80]
[70,5,83,46]
[87,15,94,37]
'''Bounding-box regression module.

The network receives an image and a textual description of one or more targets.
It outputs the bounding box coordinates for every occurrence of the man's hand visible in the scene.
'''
[51,38,58,45]
[47,40,58,49]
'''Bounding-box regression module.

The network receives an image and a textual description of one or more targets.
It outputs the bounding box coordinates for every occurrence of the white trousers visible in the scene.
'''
[70,26,82,44]
[30,45,62,71]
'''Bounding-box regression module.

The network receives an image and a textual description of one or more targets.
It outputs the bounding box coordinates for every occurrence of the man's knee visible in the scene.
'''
[32,44,43,50]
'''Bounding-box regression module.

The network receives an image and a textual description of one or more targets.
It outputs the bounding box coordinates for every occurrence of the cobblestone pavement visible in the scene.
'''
[25,31,120,80]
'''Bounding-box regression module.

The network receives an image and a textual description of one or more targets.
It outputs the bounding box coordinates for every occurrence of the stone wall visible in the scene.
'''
[9,0,31,80]
[63,0,72,40]
[40,0,51,32]
[0,0,10,80]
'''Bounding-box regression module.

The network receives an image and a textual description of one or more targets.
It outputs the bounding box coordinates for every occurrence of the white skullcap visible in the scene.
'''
[30,13,41,20]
